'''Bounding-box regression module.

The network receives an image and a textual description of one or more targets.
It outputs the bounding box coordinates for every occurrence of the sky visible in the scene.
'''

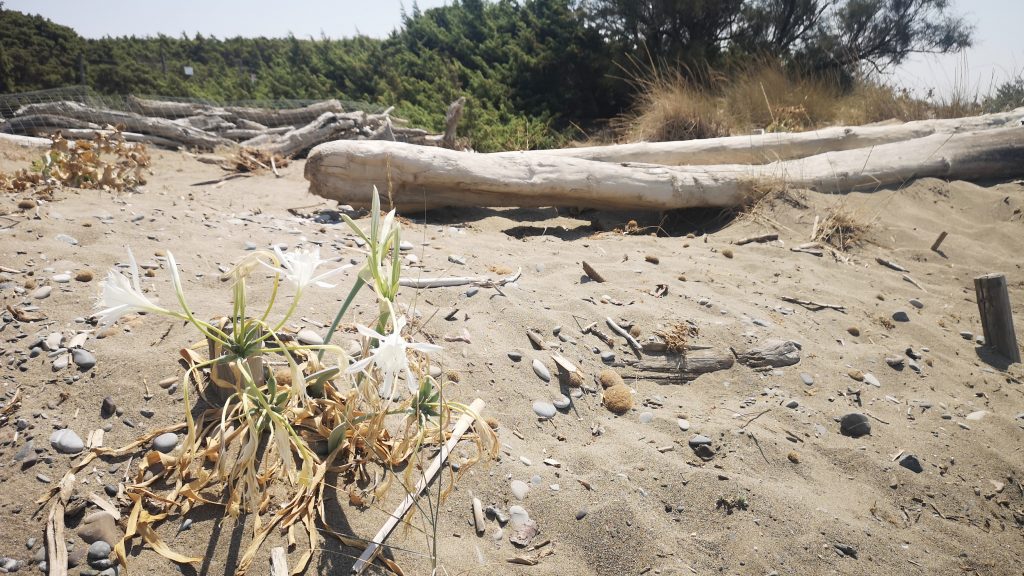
[6,0,1023,98]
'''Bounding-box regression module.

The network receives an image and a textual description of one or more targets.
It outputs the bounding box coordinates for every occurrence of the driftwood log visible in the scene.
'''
[1,114,100,134]
[974,273,1021,364]
[258,112,363,158]
[500,108,1024,166]
[621,348,735,383]
[735,339,802,368]
[305,126,1024,210]
[15,101,230,150]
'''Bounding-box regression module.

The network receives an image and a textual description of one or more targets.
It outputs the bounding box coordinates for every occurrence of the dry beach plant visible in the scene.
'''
[38,187,497,574]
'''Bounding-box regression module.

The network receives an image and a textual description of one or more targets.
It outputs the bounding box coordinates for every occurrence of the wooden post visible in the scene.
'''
[974,273,1021,364]
[441,97,465,149]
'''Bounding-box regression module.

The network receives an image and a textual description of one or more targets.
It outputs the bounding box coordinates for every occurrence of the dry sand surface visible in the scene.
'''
[1,142,1023,576]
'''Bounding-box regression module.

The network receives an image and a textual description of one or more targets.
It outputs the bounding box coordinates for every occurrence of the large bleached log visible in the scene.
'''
[0,132,51,148]
[47,128,182,150]
[0,114,101,134]
[126,95,213,119]
[305,126,1024,210]
[15,101,230,150]
[224,99,345,128]
[499,108,1024,166]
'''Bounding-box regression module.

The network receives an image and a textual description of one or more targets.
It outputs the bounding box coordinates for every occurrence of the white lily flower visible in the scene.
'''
[95,248,170,325]
[345,315,442,397]
[262,245,351,291]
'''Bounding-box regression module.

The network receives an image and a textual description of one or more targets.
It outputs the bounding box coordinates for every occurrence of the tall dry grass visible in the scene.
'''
[622,59,986,142]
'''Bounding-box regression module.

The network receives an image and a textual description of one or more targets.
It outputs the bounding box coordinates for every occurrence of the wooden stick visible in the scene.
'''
[352,399,486,574]
[875,257,909,272]
[270,547,288,576]
[472,497,485,535]
[734,233,779,245]
[930,231,948,252]
[399,268,521,289]
[582,261,606,283]
[46,474,75,576]
[779,296,846,313]
[606,317,643,358]
[974,273,1021,364]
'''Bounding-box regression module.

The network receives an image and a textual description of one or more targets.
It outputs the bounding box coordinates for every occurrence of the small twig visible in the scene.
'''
[270,156,281,178]
[734,233,779,246]
[902,274,926,292]
[740,408,771,429]
[875,257,908,272]
[605,317,642,358]
[930,231,948,252]
[351,399,485,574]
[748,433,771,464]
[864,411,890,425]
[780,296,846,313]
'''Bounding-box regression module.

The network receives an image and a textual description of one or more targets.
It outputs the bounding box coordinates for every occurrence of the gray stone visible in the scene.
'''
[688,434,712,447]
[575,508,588,520]
[885,356,904,369]
[909,298,924,309]
[87,541,111,561]
[552,395,571,410]
[465,287,478,297]
[965,410,987,421]
[639,411,654,423]
[32,286,52,300]
[784,399,799,409]
[892,310,910,322]
[677,418,690,431]
[152,432,179,453]
[510,479,530,500]
[55,234,79,245]
[399,241,414,251]
[71,348,96,371]
[600,351,615,363]
[863,373,881,387]
[100,397,116,418]
[839,413,871,437]
[139,408,154,418]
[532,401,556,419]
[296,328,324,346]
[49,429,84,454]
[78,512,119,545]
[799,372,814,385]
[898,454,923,473]
[507,351,522,362]
[52,273,72,283]
[532,359,551,382]
[959,331,973,340]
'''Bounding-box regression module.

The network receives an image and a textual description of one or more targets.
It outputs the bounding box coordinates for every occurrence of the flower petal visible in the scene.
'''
[345,355,374,374]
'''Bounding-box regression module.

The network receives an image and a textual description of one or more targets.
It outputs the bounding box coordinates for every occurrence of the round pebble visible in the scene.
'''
[296,328,324,346]
[532,401,556,419]
[71,348,96,371]
[638,411,654,424]
[32,286,52,299]
[784,399,799,409]
[892,310,910,322]
[510,480,530,500]
[49,429,84,454]
[677,418,690,431]
[552,395,571,410]
[799,372,814,385]
[152,432,179,453]
[87,541,111,561]
[839,413,871,437]
[600,351,615,363]
[532,359,551,382]
[909,298,924,309]
[507,351,522,362]
[52,273,72,283]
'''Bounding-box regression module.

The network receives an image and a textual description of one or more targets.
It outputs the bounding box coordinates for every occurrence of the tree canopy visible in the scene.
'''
[0,0,974,150]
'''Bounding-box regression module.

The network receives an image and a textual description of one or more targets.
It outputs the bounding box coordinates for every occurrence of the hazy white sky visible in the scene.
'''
[6,0,1022,97]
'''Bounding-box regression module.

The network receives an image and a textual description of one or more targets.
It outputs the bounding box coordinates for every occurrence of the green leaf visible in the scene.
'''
[327,421,349,455]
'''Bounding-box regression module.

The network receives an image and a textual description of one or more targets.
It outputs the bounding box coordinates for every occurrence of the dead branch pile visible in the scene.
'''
[0,97,441,156]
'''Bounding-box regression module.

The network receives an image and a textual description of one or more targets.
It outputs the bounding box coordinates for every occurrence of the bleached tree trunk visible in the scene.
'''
[497,107,1024,166]
[224,99,345,128]
[305,126,1024,211]
[256,112,364,158]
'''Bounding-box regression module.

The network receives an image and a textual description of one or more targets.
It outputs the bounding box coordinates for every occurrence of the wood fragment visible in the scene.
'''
[582,261,605,283]
[902,274,925,291]
[974,273,1021,363]
[734,233,779,245]
[351,399,486,574]
[875,257,909,272]
[472,497,485,536]
[779,296,846,313]
[270,547,288,576]
[930,231,948,252]
[46,474,75,576]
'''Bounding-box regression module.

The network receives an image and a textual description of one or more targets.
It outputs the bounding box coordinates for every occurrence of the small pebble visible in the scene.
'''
[909,298,924,309]
[600,351,615,363]
[87,541,111,561]
[532,359,551,382]
[296,328,324,346]
[153,432,179,453]
[638,411,654,424]
[50,429,84,454]
[71,348,96,371]
[677,418,690,431]
[839,413,870,437]
[532,401,556,419]
[510,480,529,500]
[32,286,52,300]
[552,395,571,410]
[892,310,910,322]
[863,373,881,387]
[799,372,814,385]
[507,351,522,362]
[688,434,712,447]
[784,399,799,409]
[898,454,923,473]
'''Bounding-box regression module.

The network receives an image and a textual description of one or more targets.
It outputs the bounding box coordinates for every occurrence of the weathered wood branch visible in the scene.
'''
[15,101,230,150]
[257,112,362,158]
[0,114,101,134]
[497,108,1024,166]
[224,99,344,128]
[622,349,735,383]
[305,127,1024,210]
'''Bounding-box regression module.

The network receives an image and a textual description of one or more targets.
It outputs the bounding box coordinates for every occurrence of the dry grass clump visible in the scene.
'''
[230,147,289,173]
[655,322,699,355]
[598,367,625,389]
[621,57,986,142]
[602,384,633,414]
[1,129,150,194]
[813,204,871,251]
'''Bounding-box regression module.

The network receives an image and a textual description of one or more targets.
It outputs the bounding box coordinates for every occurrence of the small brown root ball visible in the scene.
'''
[17,198,37,210]
[445,369,460,383]
[598,368,624,389]
[721,248,734,259]
[273,368,292,387]
[603,385,633,414]
[847,326,860,337]
[559,369,585,388]
[75,269,94,282]
[628,325,642,338]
